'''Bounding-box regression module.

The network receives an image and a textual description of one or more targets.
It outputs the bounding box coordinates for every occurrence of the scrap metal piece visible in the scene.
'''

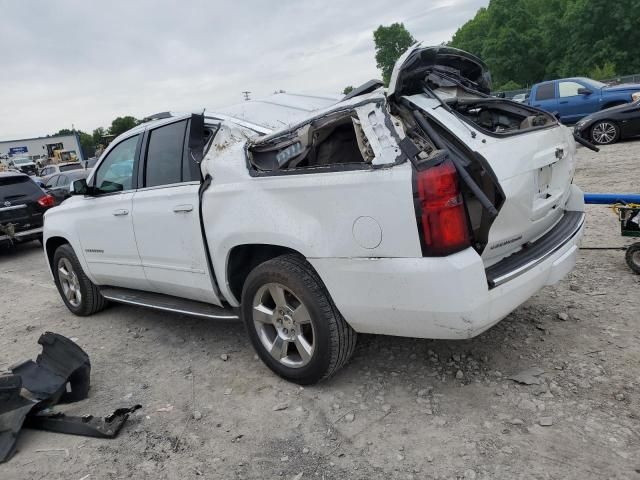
[25,405,142,438]
[10,332,91,407]
[0,375,37,463]
[508,367,546,385]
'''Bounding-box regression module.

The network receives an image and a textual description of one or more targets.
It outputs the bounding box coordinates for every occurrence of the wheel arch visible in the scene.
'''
[601,101,627,110]
[225,243,304,305]
[45,236,70,271]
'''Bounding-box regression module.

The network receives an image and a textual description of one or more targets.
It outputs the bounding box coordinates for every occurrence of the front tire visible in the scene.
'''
[52,244,108,316]
[241,254,357,385]
[590,120,620,145]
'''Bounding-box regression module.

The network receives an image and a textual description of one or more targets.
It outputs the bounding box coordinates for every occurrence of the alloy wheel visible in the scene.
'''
[591,122,617,144]
[252,282,315,368]
[58,257,82,307]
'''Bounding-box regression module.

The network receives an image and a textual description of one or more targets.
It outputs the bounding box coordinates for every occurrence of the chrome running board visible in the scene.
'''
[99,287,239,320]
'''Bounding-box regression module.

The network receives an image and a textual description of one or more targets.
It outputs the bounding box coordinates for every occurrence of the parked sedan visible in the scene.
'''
[574,100,640,145]
[43,170,90,205]
[39,161,84,178]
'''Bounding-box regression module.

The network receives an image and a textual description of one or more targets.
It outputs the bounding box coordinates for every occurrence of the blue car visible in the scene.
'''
[528,77,640,124]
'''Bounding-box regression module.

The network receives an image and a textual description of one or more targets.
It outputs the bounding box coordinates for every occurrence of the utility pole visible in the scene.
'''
[242,91,251,101]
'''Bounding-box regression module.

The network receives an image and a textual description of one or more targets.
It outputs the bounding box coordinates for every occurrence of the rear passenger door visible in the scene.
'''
[132,118,221,305]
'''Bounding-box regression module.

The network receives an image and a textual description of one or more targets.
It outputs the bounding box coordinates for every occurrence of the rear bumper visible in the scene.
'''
[0,226,43,244]
[310,210,584,340]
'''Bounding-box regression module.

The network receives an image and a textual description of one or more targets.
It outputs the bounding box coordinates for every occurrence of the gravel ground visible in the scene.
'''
[1,140,639,480]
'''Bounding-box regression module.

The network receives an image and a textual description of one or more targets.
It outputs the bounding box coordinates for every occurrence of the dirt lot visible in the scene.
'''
[1,141,639,480]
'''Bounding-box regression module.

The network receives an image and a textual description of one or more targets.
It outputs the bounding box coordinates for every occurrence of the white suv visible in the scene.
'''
[43,45,585,384]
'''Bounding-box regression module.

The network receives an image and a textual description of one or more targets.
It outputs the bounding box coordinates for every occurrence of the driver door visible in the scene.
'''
[73,134,151,290]
[558,80,600,122]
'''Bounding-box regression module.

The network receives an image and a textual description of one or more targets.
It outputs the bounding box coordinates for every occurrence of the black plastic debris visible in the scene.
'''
[25,405,142,438]
[0,375,36,462]
[0,332,140,463]
[10,332,91,406]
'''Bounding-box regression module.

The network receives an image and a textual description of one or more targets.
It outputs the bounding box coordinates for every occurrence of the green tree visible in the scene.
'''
[343,85,354,95]
[109,116,138,137]
[77,131,95,158]
[449,0,639,88]
[53,128,73,136]
[589,62,617,81]
[495,80,522,91]
[373,23,416,86]
[92,127,106,145]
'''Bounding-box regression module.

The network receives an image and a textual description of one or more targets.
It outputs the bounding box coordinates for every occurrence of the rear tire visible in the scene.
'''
[590,120,620,145]
[52,244,108,316]
[625,243,640,274]
[241,254,357,385]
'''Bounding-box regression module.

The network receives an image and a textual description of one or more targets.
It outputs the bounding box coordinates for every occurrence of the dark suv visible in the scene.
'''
[0,172,55,246]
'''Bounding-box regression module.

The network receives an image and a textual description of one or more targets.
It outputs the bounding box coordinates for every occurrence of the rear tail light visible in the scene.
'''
[415,159,470,256]
[37,194,55,208]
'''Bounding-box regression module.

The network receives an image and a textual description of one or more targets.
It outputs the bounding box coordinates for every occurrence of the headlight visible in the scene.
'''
[633,92,640,102]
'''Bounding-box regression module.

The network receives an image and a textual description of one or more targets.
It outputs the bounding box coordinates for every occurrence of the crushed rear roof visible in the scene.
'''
[215,92,341,130]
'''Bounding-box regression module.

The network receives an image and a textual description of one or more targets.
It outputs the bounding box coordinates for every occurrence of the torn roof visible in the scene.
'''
[214,92,342,131]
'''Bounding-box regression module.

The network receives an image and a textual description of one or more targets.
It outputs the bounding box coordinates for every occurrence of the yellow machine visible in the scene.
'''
[52,149,79,163]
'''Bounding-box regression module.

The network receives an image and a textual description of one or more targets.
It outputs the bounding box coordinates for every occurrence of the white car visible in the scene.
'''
[512,93,528,103]
[39,161,84,178]
[43,45,585,384]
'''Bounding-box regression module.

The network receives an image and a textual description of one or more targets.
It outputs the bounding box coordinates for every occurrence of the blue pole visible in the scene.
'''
[584,193,640,204]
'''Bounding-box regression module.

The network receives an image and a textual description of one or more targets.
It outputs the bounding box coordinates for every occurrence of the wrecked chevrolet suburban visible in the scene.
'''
[43,45,585,384]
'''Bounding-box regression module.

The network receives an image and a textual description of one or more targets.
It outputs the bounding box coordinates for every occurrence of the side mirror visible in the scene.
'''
[70,178,89,196]
[578,88,592,95]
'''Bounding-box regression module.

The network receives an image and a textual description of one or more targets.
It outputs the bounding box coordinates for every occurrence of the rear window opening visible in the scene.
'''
[448,99,556,135]
[249,111,370,172]
[0,175,42,202]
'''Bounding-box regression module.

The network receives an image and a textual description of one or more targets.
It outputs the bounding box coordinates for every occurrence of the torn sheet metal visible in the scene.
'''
[354,103,404,166]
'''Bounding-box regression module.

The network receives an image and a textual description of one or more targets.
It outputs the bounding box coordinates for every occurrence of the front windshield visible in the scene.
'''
[13,158,30,165]
[580,78,606,89]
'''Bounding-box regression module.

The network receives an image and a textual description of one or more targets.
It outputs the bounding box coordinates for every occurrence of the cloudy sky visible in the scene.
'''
[0,0,487,140]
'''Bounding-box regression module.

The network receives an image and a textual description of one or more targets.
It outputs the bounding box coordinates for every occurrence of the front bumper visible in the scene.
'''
[310,209,585,340]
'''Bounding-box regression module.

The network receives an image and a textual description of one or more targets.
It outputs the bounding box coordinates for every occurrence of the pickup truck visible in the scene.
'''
[528,77,640,123]
[43,44,585,384]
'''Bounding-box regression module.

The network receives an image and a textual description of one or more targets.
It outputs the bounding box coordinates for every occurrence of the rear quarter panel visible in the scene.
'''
[201,141,422,306]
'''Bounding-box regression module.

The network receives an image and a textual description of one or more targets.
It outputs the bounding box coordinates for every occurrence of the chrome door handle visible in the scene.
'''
[112,209,129,216]
[173,204,194,213]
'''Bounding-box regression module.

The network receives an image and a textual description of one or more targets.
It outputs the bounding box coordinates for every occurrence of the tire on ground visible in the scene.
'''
[241,253,357,385]
[590,120,620,145]
[625,242,640,274]
[52,243,109,316]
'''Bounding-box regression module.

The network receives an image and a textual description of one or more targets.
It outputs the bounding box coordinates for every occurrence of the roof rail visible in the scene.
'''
[141,111,173,123]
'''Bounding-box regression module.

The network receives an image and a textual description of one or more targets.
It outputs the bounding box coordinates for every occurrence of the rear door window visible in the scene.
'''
[55,175,68,187]
[45,175,59,189]
[535,83,555,101]
[144,120,188,187]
